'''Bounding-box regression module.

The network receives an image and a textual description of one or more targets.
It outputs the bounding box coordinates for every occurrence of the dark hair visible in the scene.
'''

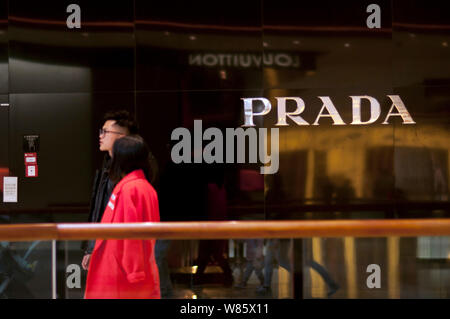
[103,110,139,135]
[109,135,151,184]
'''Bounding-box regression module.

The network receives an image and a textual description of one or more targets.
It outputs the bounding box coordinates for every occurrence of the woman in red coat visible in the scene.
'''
[85,135,160,299]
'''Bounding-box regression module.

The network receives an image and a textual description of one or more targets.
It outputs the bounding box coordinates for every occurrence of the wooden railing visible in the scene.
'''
[0,219,450,241]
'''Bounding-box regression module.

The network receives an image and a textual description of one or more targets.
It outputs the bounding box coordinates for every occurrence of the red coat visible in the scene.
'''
[85,169,160,299]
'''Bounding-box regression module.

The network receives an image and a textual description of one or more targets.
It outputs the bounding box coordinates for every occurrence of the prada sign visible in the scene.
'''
[241,95,416,127]
[170,95,415,175]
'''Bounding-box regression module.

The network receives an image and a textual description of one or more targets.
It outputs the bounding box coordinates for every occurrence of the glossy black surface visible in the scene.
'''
[135,0,263,91]
[4,92,135,211]
[136,90,265,220]
[0,0,448,301]
[7,93,93,209]
[392,0,450,87]
[262,0,393,89]
[0,0,8,94]
[0,95,8,170]
[9,0,134,94]
[0,0,447,217]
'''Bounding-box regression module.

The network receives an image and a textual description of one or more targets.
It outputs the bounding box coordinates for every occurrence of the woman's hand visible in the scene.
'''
[82,254,91,270]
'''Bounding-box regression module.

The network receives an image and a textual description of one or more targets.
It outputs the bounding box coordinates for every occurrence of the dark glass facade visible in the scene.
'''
[0,0,449,299]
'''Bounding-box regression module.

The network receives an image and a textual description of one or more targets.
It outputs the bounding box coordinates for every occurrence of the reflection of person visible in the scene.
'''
[154,239,172,298]
[235,239,264,288]
[258,239,339,297]
[85,136,160,299]
[194,166,233,287]
[154,142,184,299]
[431,152,448,201]
[82,111,158,271]
[257,239,291,296]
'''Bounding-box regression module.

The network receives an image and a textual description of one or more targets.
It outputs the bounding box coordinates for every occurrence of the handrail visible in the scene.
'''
[0,219,449,241]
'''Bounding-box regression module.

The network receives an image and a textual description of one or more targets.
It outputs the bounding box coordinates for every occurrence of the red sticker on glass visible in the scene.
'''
[25,164,38,178]
[24,153,37,165]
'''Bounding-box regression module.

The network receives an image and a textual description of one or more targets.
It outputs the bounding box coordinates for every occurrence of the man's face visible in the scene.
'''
[99,120,128,155]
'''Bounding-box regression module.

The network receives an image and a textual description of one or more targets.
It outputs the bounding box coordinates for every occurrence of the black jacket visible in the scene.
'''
[82,155,114,254]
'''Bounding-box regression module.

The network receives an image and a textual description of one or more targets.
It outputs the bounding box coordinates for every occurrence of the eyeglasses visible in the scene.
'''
[99,129,125,136]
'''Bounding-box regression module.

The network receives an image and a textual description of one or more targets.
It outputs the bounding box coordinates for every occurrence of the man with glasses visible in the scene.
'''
[81,110,139,271]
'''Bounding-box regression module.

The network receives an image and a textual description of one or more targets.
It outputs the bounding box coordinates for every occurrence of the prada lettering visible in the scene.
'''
[241,95,416,127]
